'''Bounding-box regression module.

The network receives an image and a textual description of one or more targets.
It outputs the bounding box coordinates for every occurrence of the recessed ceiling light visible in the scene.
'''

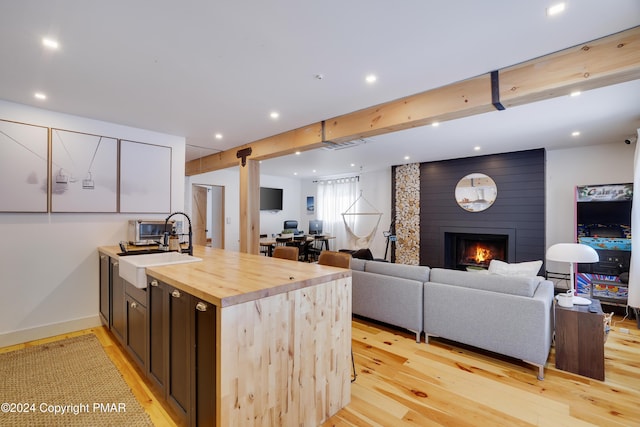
[270,111,279,119]
[572,131,581,137]
[365,74,377,84]
[432,122,440,127]
[474,146,481,151]
[312,169,317,173]
[42,37,59,50]
[404,156,410,161]
[546,2,566,16]
[295,151,301,155]
[350,163,356,167]
[293,172,298,176]
[214,133,223,139]
[34,92,47,100]
[570,91,581,97]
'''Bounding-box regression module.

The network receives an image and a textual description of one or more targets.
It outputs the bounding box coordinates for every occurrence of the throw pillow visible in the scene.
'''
[488,259,543,277]
[352,248,374,260]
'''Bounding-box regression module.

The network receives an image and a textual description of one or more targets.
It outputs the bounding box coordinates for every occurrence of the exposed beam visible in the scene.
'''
[499,26,640,107]
[185,123,323,176]
[185,25,640,176]
[324,74,493,144]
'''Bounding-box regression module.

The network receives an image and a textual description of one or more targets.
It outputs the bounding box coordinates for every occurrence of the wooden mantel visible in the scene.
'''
[185,26,640,253]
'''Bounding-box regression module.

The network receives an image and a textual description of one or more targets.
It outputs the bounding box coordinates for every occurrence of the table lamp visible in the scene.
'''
[546,243,599,303]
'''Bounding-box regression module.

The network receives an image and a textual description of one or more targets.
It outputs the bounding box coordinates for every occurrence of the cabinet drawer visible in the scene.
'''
[125,281,148,306]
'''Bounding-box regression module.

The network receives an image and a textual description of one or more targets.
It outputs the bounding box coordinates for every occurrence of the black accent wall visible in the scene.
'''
[419,149,546,268]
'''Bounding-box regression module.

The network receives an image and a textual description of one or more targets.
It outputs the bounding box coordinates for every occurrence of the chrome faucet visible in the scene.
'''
[164,211,194,256]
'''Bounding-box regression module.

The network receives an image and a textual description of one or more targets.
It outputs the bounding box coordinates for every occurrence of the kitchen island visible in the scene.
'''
[98,245,352,426]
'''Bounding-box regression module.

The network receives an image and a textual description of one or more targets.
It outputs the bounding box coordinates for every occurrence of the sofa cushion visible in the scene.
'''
[488,259,543,277]
[430,268,541,297]
[364,261,430,282]
[352,248,374,260]
[350,258,367,271]
[352,270,423,336]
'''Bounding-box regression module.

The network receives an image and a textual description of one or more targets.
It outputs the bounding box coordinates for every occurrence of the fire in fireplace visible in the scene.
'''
[459,239,505,267]
[445,232,508,270]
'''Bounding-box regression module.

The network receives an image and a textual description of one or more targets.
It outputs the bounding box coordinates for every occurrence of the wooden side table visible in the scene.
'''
[555,299,605,380]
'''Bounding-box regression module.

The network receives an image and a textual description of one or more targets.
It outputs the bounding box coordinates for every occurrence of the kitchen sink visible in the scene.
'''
[119,252,202,289]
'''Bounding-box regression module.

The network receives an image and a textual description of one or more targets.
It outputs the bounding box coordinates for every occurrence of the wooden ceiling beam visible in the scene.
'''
[185,26,640,176]
[499,26,640,107]
[185,123,323,176]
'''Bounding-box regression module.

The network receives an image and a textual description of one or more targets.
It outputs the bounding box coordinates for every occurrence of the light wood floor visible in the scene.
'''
[3,314,639,426]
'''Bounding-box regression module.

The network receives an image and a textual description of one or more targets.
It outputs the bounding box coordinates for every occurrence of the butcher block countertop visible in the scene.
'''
[99,245,351,307]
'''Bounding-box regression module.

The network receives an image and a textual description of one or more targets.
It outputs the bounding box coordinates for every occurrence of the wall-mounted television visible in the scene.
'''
[260,187,283,211]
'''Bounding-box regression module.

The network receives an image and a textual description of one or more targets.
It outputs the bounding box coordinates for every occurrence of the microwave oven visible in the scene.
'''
[128,219,175,246]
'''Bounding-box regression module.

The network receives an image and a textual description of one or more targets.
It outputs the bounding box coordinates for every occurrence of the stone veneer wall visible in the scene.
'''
[394,163,420,265]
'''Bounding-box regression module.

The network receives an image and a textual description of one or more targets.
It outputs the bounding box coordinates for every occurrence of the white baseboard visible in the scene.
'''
[0,315,102,348]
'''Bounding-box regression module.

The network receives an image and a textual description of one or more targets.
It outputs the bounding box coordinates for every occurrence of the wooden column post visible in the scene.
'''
[239,158,260,254]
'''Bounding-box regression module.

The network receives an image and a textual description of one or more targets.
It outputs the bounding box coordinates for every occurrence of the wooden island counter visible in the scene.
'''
[98,245,352,426]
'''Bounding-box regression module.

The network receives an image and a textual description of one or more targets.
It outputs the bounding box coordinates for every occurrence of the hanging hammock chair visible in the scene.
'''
[341,191,382,249]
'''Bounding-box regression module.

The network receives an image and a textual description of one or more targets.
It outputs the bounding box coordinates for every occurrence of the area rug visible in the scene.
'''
[0,334,153,426]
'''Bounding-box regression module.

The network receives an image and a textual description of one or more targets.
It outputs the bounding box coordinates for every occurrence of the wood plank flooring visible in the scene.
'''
[2,313,639,426]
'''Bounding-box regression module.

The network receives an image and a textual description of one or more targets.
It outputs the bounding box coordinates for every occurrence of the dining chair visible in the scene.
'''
[272,245,299,261]
[275,236,293,247]
[259,234,271,256]
[317,250,356,382]
[317,250,351,269]
[298,239,315,262]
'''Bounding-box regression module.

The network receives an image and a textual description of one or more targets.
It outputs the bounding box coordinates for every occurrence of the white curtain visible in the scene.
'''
[317,177,358,251]
[628,129,640,309]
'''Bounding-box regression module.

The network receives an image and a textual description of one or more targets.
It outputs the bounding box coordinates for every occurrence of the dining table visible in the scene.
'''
[259,234,335,257]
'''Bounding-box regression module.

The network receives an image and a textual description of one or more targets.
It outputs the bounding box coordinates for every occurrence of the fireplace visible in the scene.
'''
[444,232,509,270]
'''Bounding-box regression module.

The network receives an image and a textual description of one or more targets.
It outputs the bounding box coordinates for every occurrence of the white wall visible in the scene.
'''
[356,169,392,259]
[259,175,302,236]
[546,142,634,273]
[0,100,185,346]
[186,167,303,251]
[300,169,392,259]
[187,166,392,257]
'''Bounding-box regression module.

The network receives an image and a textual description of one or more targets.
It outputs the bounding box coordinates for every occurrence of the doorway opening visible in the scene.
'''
[192,184,225,249]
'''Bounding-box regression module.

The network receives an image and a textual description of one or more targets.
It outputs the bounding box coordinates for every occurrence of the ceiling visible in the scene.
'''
[1,1,639,180]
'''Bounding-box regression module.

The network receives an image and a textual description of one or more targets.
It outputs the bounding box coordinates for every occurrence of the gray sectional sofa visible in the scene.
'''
[350,259,555,379]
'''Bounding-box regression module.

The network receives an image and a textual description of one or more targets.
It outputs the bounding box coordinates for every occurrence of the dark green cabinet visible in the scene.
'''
[99,251,216,426]
[110,259,126,343]
[191,297,216,427]
[98,252,124,344]
[167,285,191,424]
[147,279,168,393]
[147,277,216,427]
[125,286,147,369]
[99,254,110,326]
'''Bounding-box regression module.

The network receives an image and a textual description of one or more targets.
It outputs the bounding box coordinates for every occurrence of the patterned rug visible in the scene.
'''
[0,334,153,426]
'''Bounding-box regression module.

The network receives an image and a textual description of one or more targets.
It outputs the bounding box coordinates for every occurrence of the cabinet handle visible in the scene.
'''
[171,290,181,298]
[113,261,119,267]
[195,302,207,312]
[131,302,137,309]
[150,280,159,287]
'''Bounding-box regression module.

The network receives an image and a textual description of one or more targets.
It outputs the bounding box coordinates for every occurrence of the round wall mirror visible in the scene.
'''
[455,173,497,212]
